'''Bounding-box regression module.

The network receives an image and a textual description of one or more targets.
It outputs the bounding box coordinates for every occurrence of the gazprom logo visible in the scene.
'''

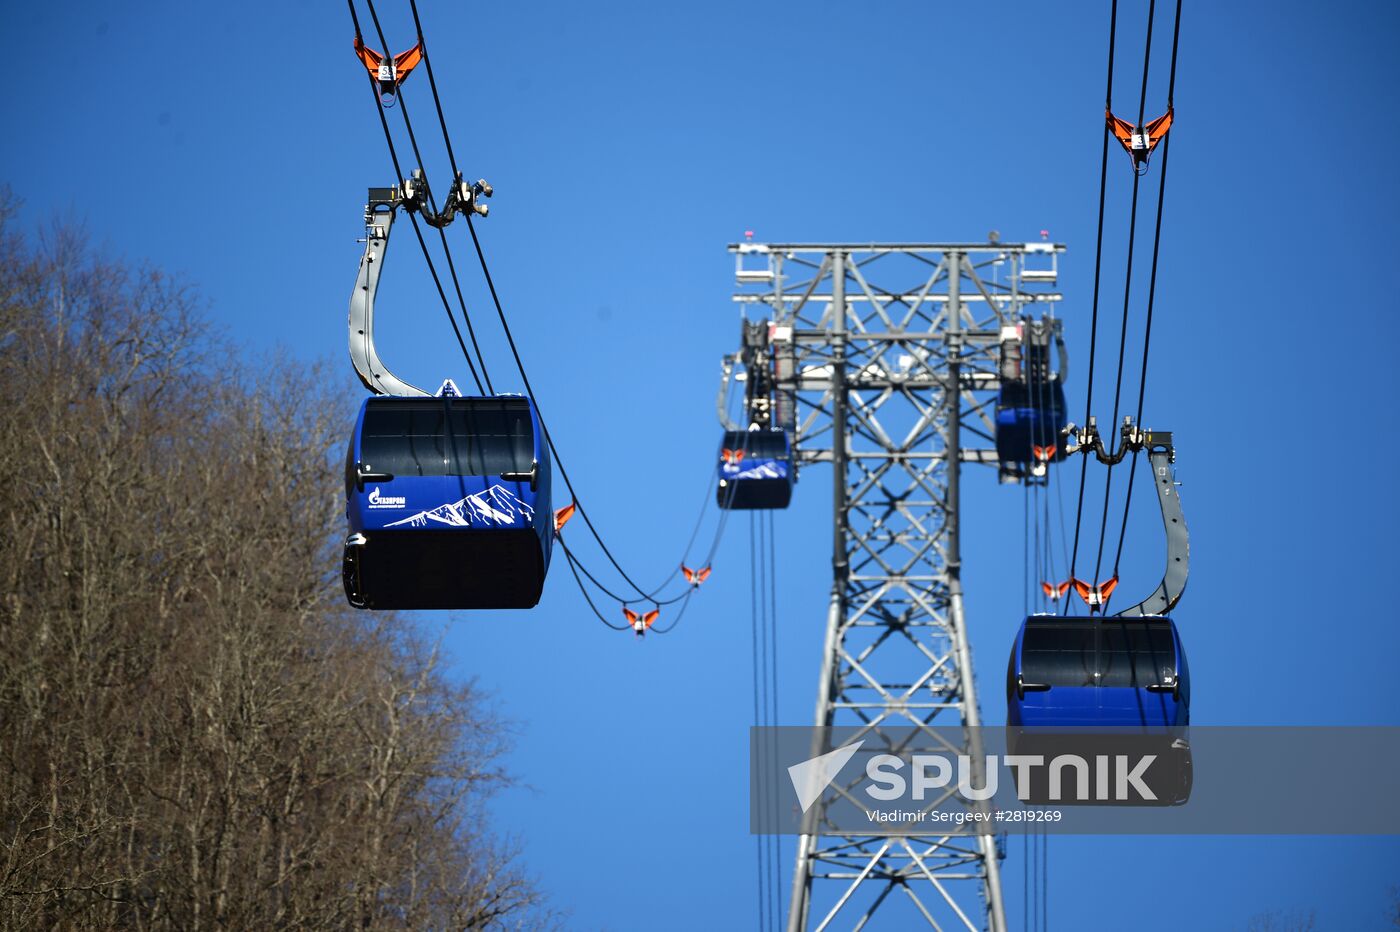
[367,486,406,509]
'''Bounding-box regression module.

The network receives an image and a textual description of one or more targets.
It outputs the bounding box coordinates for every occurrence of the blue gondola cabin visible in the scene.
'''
[1006,615,1190,728]
[716,428,794,510]
[342,395,553,610]
[995,379,1068,465]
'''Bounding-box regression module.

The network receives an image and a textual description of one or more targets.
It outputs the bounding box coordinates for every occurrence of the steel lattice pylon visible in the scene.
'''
[726,241,1064,931]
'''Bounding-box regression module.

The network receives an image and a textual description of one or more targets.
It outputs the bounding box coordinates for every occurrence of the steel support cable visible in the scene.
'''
[1031,340,1053,608]
[764,515,777,932]
[357,1,702,606]
[646,589,696,634]
[355,46,484,393]
[558,538,629,630]
[1022,481,1031,616]
[1037,831,1044,931]
[561,534,693,633]
[1042,833,1049,929]
[557,443,744,611]
[1027,833,1037,931]
[1092,0,1170,601]
[563,533,693,608]
[434,221,495,393]
[1091,0,1157,588]
[364,0,495,394]
[556,534,636,604]
[1029,322,1057,611]
[349,0,486,394]
[1044,466,1058,607]
[404,212,487,392]
[764,508,780,932]
[766,508,779,730]
[563,419,752,610]
[1032,479,1041,614]
[351,3,726,620]
[679,471,721,563]
[1106,164,1169,586]
[548,424,749,613]
[404,0,497,394]
[702,488,742,568]
[366,0,431,208]
[1054,461,1072,579]
[1026,354,1038,615]
[1089,164,1144,586]
[558,466,731,623]
[1034,480,1045,613]
[692,386,755,569]
[704,410,758,566]
[407,0,461,179]
[1033,831,1040,932]
[1110,0,1182,586]
[1042,423,1073,617]
[750,513,769,932]
[1067,0,1119,601]
[457,158,764,601]
[461,213,676,601]
[1042,321,1064,593]
[349,0,402,179]
[686,416,759,575]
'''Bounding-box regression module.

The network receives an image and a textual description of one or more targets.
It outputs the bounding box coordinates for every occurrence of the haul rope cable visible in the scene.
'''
[413,3,729,607]
[561,386,755,632]
[1068,0,1182,614]
[357,0,678,605]
[1089,0,1157,595]
[749,510,782,930]
[751,513,769,932]
[559,413,754,631]
[1108,0,1182,597]
[767,509,778,929]
[351,0,492,393]
[369,0,495,393]
[1087,0,1182,610]
[349,0,742,621]
[1065,0,1119,610]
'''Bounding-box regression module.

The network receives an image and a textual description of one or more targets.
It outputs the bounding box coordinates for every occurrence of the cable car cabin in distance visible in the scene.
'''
[995,379,1068,465]
[717,428,793,510]
[342,395,553,610]
[1007,615,1190,727]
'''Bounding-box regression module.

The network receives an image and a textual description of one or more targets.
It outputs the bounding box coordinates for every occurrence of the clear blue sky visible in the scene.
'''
[6,1,1399,928]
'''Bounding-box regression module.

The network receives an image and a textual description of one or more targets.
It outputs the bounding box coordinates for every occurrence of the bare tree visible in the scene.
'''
[0,199,551,930]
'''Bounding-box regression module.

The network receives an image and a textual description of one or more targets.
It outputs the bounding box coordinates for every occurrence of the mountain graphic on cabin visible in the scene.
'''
[725,461,788,481]
[385,485,535,529]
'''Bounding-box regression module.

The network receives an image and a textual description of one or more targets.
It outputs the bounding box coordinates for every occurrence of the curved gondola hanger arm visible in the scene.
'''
[350,187,429,397]
[1062,420,1189,615]
[1108,431,1187,615]
[1114,431,1189,618]
[349,179,494,398]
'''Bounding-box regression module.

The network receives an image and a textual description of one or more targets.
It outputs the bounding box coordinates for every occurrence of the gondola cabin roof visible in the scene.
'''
[1008,615,1189,728]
